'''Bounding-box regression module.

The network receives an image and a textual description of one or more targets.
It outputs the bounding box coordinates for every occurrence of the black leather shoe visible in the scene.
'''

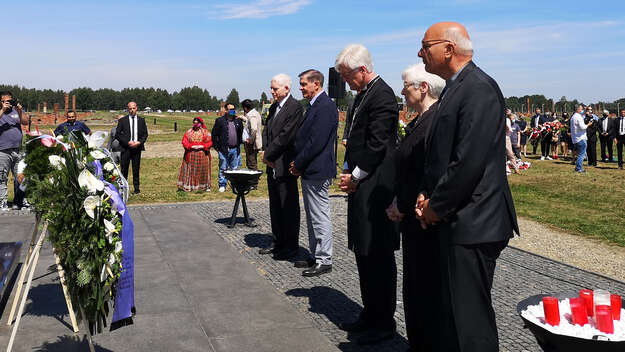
[294,259,315,268]
[338,319,369,333]
[133,189,141,194]
[357,329,395,345]
[302,264,332,277]
[273,249,297,261]
[258,245,275,255]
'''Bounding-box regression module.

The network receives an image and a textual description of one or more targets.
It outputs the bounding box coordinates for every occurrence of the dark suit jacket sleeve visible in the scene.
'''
[294,102,337,171]
[139,118,148,145]
[428,80,503,219]
[211,119,221,147]
[264,102,303,162]
[116,117,130,148]
[357,88,398,173]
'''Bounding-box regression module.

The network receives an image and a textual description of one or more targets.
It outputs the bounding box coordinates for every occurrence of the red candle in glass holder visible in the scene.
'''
[579,289,594,316]
[611,294,622,321]
[569,297,589,326]
[596,305,614,334]
[543,297,560,326]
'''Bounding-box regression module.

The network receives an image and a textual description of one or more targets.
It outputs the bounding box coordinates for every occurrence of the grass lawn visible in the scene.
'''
[9,113,624,247]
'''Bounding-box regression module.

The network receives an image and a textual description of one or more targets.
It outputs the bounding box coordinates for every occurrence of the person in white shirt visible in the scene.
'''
[570,105,593,173]
[240,99,263,170]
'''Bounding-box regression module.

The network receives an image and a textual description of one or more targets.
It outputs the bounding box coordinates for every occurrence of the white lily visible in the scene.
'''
[83,195,100,219]
[100,264,107,282]
[113,169,119,176]
[48,155,64,170]
[115,241,122,253]
[108,253,116,266]
[103,162,115,172]
[103,218,117,243]
[78,169,104,194]
[90,149,107,160]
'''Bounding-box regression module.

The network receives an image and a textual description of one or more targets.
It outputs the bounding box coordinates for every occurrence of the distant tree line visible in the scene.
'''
[505,94,625,114]
[0,85,269,112]
[2,84,623,114]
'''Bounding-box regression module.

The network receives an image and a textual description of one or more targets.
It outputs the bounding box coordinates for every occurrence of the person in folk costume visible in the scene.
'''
[177,117,213,192]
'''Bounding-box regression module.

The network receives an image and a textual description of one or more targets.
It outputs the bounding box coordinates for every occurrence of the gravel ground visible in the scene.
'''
[511,218,625,281]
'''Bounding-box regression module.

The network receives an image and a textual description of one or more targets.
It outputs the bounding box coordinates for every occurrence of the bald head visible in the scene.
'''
[419,22,474,80]
[128,101,138,116]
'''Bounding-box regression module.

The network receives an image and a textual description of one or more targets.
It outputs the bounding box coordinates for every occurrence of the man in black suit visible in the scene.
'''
[616,109,625,169]
[336,44,400,346]
[260,74,302,260]
[289,69,338,277]
[416,22,519,352]
[530,108,546,156]
[598,110,614,162]
[116,102,148,194]
[584,107,599,166]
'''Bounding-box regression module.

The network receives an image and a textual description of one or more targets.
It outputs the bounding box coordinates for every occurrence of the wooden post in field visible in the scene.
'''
[174,122,177,132]
[527,98,530,114]
[37,103,40,113]
[54,103,59,124]
[72,95,76,112]
[64,93,69,115]
[43,102,47,114]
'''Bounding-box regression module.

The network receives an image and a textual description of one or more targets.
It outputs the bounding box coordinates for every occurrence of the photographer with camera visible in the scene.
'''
[0,91,29,211]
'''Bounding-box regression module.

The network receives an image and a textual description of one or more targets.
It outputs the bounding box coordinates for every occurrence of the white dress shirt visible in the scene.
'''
[570,112,589,144]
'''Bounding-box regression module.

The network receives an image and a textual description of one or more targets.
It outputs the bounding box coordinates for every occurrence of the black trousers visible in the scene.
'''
[617,136,625,167]
[511,145,521,160]
[354,248,397,332]
[267,172,300,252]
[402,225,439,352]
[438,239,509,352]
[599,134,613,161]
[121,149,142,190]
[540,135,550,157]
[587,138,597,166]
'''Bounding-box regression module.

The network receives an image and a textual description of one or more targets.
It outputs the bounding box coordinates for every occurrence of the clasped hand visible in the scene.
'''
[288,161,301,176]
[338,173,357,194]
[415,193,441,229]
[385,197,404,222]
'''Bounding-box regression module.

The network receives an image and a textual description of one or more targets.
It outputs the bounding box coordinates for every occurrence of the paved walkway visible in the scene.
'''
[0,198,624,351]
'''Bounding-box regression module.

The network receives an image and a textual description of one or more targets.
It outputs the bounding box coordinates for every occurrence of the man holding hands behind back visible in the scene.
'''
[289,69,338,277]
[416,22,519,351]
[260,74,303,260]
[336,44,400,346]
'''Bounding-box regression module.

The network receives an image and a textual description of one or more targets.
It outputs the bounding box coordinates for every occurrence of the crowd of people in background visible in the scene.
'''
[503,105,625,174]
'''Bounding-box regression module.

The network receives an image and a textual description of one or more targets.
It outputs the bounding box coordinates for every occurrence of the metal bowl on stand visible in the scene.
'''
[223,169,263,228]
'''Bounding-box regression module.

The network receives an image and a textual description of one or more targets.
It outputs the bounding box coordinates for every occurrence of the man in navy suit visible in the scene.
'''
[289,69,338,277]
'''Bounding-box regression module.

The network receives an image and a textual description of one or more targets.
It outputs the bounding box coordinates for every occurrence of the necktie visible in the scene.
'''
[130,116,135,142]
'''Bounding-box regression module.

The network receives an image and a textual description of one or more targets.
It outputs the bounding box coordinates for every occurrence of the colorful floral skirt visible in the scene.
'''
[177,151,211,191]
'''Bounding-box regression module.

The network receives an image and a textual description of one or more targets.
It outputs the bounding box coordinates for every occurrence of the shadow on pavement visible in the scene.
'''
[243,233,273,249]
[23,283,75,332]
[285,286,408,352]
[33,335,113,352]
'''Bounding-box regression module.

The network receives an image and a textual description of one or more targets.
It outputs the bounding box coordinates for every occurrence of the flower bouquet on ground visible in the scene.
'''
[23,130,134,335]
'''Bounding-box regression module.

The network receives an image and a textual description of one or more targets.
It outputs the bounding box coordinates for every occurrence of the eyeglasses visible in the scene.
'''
[339,67,362,79]
[420,39,452,52]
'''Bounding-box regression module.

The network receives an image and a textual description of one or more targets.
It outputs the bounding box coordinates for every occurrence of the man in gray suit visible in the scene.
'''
[290,69,338,277]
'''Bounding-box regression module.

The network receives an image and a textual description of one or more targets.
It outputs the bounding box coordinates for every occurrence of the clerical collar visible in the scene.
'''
[447,62,469,85]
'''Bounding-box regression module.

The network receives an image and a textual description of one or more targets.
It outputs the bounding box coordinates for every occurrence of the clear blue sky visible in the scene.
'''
[5,0,625,103]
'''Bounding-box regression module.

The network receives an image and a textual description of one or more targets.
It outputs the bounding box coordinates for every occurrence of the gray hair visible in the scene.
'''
[271,73,292,89]
[443,27,473,57]
[298,69,324,87]
[401,63,446,99]
[334,44,374,72]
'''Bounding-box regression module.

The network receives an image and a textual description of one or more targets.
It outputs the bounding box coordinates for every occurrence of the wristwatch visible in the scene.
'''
[350,174,360,186]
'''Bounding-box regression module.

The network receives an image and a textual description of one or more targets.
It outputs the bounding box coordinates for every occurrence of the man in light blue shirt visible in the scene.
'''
[570,105,593,173]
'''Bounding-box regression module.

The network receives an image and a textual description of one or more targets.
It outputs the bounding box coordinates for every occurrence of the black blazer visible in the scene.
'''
[293,92,338,180]
[395,108,435,232]
[344,76,399,255]
[598,117,615,137]
[421,61,519,245]
[584,115,599,141]
[116,115,148,151]
[211,115,243,155]
[262,95,303,178]
[530,114,546,129]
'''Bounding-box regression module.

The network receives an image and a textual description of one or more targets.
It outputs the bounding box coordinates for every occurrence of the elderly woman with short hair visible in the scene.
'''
[385,63,445,352]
